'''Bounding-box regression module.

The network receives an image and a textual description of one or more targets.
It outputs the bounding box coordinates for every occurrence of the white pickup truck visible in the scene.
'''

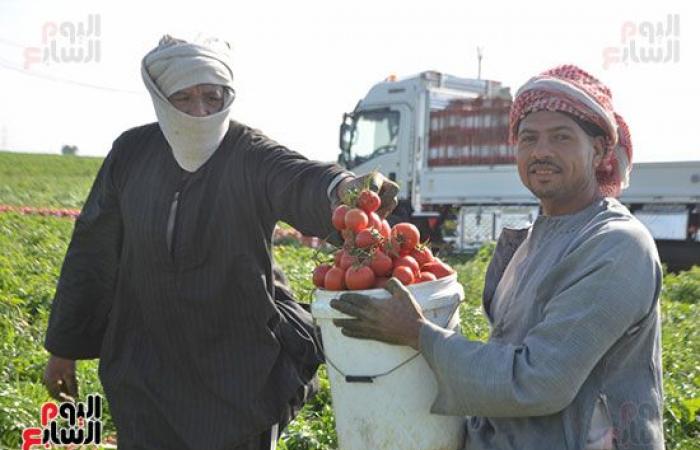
[338,71,700,271]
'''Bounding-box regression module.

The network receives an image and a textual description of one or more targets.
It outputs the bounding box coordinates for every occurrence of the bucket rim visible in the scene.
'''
[313,272,458,298]
[311,273,463,319]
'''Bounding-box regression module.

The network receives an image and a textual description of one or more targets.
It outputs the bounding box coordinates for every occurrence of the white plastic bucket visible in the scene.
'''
[311,274,465,450]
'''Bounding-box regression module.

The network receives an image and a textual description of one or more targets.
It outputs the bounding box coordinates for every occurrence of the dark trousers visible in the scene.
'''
[107,375,281,450]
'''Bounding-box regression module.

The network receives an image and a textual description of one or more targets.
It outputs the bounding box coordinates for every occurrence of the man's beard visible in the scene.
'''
[527,170,597,204]
[529,183,562,199]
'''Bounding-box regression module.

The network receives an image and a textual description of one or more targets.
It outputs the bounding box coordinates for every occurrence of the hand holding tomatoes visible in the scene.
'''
[335,172,399,219]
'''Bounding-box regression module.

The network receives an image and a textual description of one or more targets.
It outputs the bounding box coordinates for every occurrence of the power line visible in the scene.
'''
[0,56,142,95]
[0,36,28,49]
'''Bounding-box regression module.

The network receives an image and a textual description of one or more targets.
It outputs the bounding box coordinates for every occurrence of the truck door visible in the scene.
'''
[339,106,412,198]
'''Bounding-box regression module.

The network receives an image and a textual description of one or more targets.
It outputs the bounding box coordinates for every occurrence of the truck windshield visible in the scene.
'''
[346,109,400,168]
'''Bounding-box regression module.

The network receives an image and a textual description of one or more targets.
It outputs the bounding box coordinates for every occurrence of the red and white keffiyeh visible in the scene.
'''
[509,65,633,197]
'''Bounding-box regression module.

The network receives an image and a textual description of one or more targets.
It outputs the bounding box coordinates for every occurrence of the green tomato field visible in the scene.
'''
[0,151,697,449]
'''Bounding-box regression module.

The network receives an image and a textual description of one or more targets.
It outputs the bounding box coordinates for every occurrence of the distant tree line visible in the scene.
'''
[61,145,79,156]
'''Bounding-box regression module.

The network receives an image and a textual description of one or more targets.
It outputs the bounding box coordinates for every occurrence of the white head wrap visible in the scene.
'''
[141,35,235,172]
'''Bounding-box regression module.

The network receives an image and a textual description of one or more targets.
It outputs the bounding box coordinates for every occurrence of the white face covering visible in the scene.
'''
[141,35,236,172]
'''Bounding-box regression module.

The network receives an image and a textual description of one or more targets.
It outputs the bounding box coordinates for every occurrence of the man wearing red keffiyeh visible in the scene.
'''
[332,64,664,449]
[510,64,633,200]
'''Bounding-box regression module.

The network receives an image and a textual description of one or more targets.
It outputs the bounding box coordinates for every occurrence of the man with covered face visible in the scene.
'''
[332,65,664,449]
[41,35,398,449]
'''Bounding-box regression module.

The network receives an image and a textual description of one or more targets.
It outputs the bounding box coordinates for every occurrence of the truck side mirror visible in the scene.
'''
[339,113,354,152]
[339,124,352,152]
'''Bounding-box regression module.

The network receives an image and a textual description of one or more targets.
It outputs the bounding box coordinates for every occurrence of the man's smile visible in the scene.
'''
[529,163,562,176]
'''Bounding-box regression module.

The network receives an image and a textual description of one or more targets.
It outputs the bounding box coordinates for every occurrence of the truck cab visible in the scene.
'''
[339,71,511,204]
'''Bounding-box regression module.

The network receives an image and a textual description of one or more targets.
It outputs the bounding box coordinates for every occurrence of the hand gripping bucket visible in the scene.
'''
[311,274,465,450]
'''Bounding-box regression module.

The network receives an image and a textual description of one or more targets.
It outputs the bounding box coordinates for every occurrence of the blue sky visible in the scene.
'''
[0,0,697,163]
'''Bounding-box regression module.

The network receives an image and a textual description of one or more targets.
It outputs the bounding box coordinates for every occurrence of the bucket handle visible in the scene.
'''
[326,351,422,383]
[322,295,463,383]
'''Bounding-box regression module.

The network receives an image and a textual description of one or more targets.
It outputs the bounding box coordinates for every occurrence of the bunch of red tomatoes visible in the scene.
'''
[313,189,455,291]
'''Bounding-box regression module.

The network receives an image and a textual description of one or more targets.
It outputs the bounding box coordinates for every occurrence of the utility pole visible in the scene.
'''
[476,47,484,80]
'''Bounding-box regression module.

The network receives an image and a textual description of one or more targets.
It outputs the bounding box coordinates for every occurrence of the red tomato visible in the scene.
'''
[357,190,381,214]
[313,264,332,287]
[344,208,369,232]
[411,246,435,267]
[368,212,382,230]
[380,220,392,239]
[332,204,350,230]
[333,250,345,267]
[392,265,415,285]
[374,276,391,289]
[340,252,357,270]
[355,229,381,249]
[391,223,420,254]
[394,255,420,276]
[324,267,346,290]
[417,271,437,283]
[370,249,393,276]
[422,258,455,278]
[345,266,376,290]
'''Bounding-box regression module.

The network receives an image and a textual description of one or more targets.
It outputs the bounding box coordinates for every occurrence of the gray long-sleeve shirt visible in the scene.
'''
[420,198,665,450]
